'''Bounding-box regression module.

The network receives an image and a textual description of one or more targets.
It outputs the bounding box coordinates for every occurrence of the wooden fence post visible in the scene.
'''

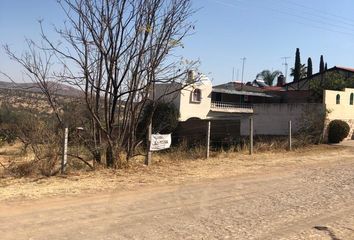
[249,117,253,155]
[206,121,211,159]
[288,120,292,151]
[61,127,68,174]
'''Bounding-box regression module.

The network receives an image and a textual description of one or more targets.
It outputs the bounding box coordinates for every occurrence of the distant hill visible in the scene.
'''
[0,81,82,97]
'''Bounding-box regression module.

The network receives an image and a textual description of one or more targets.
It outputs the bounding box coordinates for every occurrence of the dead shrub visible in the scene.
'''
[253,136,288,152]
[154,141,207,162]
[7,161,37,177]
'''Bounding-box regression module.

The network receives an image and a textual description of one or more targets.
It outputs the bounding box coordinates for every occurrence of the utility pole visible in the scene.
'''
[282,57,290,83]
[241,57,247,84]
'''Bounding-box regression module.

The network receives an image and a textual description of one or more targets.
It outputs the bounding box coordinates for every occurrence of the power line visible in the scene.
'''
[277,0,354,27]
[264,0,354,33]
[208,0,354,37]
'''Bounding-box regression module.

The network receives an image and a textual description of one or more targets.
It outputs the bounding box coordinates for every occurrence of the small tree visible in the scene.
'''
[297,105,328,145]
[307,57,313,77]
[319,55,325,73]
[293,48,302,82]
[0,103,63,176]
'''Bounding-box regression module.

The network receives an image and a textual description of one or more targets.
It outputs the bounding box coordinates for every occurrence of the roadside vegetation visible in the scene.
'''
[0,95,330,179]
[328,120,350,143]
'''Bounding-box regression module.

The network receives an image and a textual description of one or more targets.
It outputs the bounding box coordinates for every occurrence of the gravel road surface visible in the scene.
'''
[1,151,354,239]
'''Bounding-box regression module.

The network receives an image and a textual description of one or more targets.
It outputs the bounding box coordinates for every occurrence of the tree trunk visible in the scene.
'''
[106,144,114,168]
[92,120,102,165]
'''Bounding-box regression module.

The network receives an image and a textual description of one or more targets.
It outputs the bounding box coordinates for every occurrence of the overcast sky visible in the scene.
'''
[1,0,354,85]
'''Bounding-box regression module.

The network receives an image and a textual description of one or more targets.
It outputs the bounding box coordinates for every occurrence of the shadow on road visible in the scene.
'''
[314,226,341,240]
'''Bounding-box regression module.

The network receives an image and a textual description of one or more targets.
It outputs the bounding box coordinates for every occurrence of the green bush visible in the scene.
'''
[328,120,350,143]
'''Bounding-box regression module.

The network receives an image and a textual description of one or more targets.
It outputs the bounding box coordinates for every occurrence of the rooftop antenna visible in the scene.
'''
[241,57,247,84]
[282,57,290,83]
[232,67,235,82]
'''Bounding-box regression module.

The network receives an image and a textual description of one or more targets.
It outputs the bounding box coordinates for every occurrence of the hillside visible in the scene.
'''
[0,81,82,97]
[0,81,83,113]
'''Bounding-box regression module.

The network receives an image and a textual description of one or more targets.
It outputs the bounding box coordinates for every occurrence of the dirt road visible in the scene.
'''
[1,151,354,239]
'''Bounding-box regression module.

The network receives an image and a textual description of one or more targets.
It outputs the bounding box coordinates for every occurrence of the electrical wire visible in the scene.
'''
[207,0,354,37]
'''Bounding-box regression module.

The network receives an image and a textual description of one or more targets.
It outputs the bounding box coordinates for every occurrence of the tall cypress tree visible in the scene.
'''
[307,57,313,78]
[325,62,328,71]
[293,48,301,82]
[319,55,325,73]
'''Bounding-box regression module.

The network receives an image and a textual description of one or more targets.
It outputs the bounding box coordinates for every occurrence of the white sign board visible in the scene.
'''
[150,134,172,151]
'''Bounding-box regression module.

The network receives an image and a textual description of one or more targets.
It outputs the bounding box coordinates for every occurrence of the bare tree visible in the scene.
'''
[4,0,198,168]
[3,40,64,126]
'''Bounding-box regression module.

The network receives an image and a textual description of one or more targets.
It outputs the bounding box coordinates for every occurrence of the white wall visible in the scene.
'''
[178,76,212,121]
[154,76,212,122]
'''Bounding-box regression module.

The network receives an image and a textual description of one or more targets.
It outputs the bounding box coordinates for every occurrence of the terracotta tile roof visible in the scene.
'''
[263,86,285,91]
[334,66,354,72]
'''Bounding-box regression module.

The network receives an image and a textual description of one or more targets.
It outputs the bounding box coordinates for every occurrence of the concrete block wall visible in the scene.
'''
[240,103,325,136]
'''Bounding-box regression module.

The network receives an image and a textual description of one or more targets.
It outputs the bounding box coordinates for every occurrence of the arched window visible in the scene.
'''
[191,89,201,103]
[336,94,341,105]
[350,93,354,105]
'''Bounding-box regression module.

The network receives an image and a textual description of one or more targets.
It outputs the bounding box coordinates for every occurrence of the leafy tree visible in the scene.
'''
[139,101,180,137]
[256,70,283,86]
[309,72,354,100]
[293,48,302,82]
[307,57,313,77]
[319,55,325,73]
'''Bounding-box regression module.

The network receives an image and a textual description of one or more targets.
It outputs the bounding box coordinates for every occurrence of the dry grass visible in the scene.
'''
[0,142,350,202]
